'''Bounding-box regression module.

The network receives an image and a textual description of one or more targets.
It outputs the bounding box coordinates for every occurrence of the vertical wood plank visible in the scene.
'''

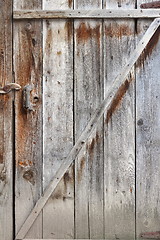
[43,0,74,238]
[104,0,136,239]
[13,0,42,238]
[74,0,104,238]
[136,1,160,238]
[0,1,13,240]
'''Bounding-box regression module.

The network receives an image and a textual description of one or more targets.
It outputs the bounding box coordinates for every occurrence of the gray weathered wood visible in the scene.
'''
[16,18,160,240]
[136,0,160,238]
[0,1,13,240]
[42,0,74,238]
[103,0,136,238]
[13,9,160,19]
[74,0,104,238]
[13,0,42,238]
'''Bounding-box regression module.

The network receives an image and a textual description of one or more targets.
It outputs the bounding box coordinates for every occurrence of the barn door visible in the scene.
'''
[1,0,160,239]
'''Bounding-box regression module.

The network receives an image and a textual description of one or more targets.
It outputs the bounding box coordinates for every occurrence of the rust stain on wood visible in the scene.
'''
[140,231,160,239]
[68,0,72,8]
[18,160,33,167]
[78,156,85,183]
[76,22,100,46]
[63,171,72,185]
[63,169,74,196]
[0,154,3,164]
[45,28,53,53]
[137,26,160,68]
[88,138,95,162]
[105,75,134,124]
[89,138,95,155]
[96,131,100,143]
[105,23,133,38]
[51,188,62,200]
[51,170,74,201]
[64,21,73,42]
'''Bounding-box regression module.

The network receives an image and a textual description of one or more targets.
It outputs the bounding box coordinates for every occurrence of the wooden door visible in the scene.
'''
[1,0,160,240]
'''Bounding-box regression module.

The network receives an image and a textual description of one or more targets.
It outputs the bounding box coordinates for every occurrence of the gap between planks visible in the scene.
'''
[13,9,160,19]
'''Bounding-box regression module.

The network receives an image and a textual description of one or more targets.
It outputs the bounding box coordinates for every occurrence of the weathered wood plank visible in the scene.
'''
[13,0,42,238]
[0,1,13,240]
[136,0,160,238]
[74,0,104,238]
[13,9,160,19]
[16,18,160,240]
[104,0,136,238]
[42,0,74,238]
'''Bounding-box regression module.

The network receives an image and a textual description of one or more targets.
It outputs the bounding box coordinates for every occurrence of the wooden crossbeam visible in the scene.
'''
[16,18,160,240]
[13,9,160,19]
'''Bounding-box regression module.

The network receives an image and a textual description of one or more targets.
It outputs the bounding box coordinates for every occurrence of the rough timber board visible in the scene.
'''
[136,0,160,238]
[42,0,74,238]
[0,1,13,240]
[16,18,160,240]
[74,0,104,237]
[103,0,136,238]
[13,9,160,19]
[13,0,42,238]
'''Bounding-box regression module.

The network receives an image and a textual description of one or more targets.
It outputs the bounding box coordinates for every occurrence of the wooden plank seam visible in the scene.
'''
[15,18,160,240]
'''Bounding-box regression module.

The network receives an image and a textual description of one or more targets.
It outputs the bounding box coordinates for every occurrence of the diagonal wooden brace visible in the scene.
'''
[16,18,160,240]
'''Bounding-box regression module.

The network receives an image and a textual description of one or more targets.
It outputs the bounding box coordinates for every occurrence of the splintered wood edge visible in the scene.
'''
[16,18,160,240]
[13,9,160,19]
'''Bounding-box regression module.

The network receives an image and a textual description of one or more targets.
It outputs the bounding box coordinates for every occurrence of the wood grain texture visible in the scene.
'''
[43,0,74,238]
[136,0,160,238]
[13,0,42,238]
[0,1,13,239]
[16,19,160,240]
[104,0,135,238]
[13,9,160,19]
[74,0,104,238]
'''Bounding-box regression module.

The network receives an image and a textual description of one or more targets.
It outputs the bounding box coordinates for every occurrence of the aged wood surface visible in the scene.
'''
[74,0,104,238]
[16,18,160,240]
[13,9,160,19]
[104,0,136,238]
[0,1,13,240]
[43,0,74,238]
[13,0,42,238]
[136,0,160,238]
